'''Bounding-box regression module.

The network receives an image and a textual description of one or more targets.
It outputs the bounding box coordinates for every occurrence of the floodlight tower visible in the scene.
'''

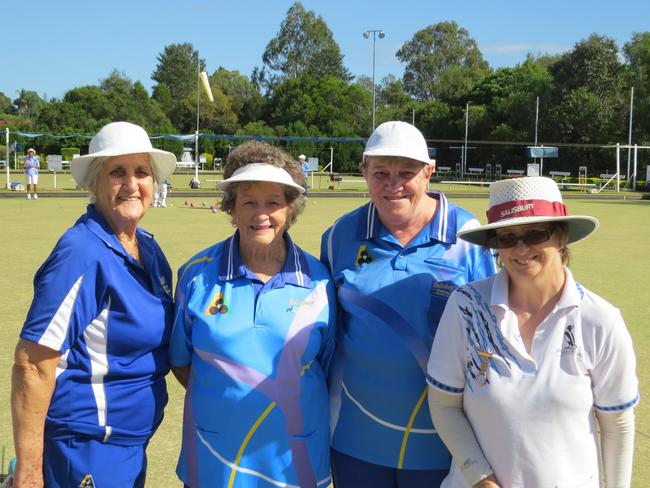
[363,29,385,131]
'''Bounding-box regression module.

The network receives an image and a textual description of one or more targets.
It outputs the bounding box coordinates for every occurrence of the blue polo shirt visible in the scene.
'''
[170,231,336,488]
[24,155,40,175]
[20,205,173,445]
[320,192,496,470]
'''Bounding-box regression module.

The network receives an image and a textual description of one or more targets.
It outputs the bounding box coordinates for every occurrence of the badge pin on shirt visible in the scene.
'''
[79,474,96,488]
[477,351,493,385]
[206,292,229,315]
[355,245,373,266]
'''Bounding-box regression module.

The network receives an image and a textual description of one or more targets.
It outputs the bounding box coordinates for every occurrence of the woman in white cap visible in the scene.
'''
[321,121,496,487]
[12,121,176,487]
[427,177,638,487]
[170,141,336,488]
[23,148,40,199]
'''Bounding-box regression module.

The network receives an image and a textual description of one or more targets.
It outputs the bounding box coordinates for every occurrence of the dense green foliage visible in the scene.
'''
[2,2,650,175]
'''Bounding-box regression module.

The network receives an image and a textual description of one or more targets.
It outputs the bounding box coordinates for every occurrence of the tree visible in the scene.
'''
[469,57,554,141]
[211,67,265,125]
[260,2,351,89]
[14,90,46,121]
[549,34,623,99]
[624,32,650,142]
[396,21,490,101]
[547,35,627,144]
[152,43,204,99]
[624,32,650,89]
[0,91,14,114]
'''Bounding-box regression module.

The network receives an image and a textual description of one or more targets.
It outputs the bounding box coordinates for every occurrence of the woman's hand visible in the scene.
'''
[473,474,501,488]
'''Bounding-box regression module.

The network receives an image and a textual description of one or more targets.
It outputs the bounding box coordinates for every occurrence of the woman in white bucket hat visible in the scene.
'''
[321,121,496,486]
[170,141,335,488]
[427,177,638,487]
[12,121,176,487]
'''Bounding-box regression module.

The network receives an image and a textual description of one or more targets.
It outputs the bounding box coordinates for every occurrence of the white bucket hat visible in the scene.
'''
[363,121,433,165]
[27,148,36,154]
[298,154,306,160]
[457,176,599,246]
[71,121,176,186]
[217,163,305,193]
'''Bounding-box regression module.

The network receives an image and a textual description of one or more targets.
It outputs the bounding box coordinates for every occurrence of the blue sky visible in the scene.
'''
[4,0,650,100]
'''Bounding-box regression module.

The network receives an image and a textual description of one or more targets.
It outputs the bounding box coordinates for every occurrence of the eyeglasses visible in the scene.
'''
[486,227,555,249]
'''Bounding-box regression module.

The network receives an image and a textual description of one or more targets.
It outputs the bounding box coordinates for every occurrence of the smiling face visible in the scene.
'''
[496,223,565,282]
[233,181,290,251]
[93,153,154,235]
[363,156,433,227]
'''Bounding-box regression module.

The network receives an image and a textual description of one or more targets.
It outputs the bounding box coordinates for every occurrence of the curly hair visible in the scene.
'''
[220,141,306,228]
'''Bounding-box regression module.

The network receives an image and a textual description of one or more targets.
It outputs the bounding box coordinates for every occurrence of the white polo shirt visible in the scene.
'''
[427,268,639,488]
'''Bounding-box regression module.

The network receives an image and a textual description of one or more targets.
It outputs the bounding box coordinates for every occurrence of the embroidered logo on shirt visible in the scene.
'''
[355,245,373,266]
[286,299,315,313]
[561,324,577,353]
[159,275,173,296]
[205,292,229,315]
[431,281,456,299]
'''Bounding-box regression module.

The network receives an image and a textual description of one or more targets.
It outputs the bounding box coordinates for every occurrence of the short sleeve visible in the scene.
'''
[21,242,100,354]
[169,266,196,367]
[426,290,467,395]
[591,311,639,412]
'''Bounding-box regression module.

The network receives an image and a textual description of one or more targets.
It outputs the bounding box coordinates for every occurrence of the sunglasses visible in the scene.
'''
[487,227,555,249]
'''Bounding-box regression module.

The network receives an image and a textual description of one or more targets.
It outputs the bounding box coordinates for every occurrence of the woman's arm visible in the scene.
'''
[11,338,61,488]
[427,387,500,488]
[171,365,191,389]
[596,409,635,488]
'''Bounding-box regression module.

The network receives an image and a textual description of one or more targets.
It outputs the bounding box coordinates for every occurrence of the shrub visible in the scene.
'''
[61,147,80,161]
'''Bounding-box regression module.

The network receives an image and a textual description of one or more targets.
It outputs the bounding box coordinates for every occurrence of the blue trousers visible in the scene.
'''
[43,438,148,488]
[331,449,449,488]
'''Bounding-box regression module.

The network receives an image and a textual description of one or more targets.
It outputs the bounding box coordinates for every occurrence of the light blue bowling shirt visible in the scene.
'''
[171,231,336,488]
[320,192,496,469]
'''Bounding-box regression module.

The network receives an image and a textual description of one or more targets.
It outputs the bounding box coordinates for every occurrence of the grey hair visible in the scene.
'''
[83,154,159,203]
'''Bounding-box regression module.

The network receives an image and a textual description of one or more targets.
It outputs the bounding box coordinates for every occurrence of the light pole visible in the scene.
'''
[462,101,471,178]
[363,29,385,131]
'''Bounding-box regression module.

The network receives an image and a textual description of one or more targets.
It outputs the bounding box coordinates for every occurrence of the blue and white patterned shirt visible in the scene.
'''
[321,191,496,469]
[171,231,336,488]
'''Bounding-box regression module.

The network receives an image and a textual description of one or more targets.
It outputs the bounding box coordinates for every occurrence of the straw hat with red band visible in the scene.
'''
[457,176,599,247]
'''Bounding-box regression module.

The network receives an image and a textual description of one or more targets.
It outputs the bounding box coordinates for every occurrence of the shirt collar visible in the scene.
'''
[217,230,312,288]
[357,191,456,244]
[83,204,147,262]
[490,266,583,310]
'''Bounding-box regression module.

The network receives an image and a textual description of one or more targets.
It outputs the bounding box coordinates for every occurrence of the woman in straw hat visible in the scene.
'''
[170,141,335,488]
[12,121,176,487]
[321,121,496,486]
[426,176,638,487]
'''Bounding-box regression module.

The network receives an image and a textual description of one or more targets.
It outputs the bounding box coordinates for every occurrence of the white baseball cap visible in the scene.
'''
[457,176,599,247]
[217,163,305,193]
[363,121,433,165]
[71,121,176,186]
[298,154,306,160]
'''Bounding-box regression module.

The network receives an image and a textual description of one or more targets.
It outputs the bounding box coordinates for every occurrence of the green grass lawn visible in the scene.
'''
[1,195,649,486]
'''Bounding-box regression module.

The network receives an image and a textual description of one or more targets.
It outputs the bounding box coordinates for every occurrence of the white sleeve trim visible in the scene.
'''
[38,274,84,353]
